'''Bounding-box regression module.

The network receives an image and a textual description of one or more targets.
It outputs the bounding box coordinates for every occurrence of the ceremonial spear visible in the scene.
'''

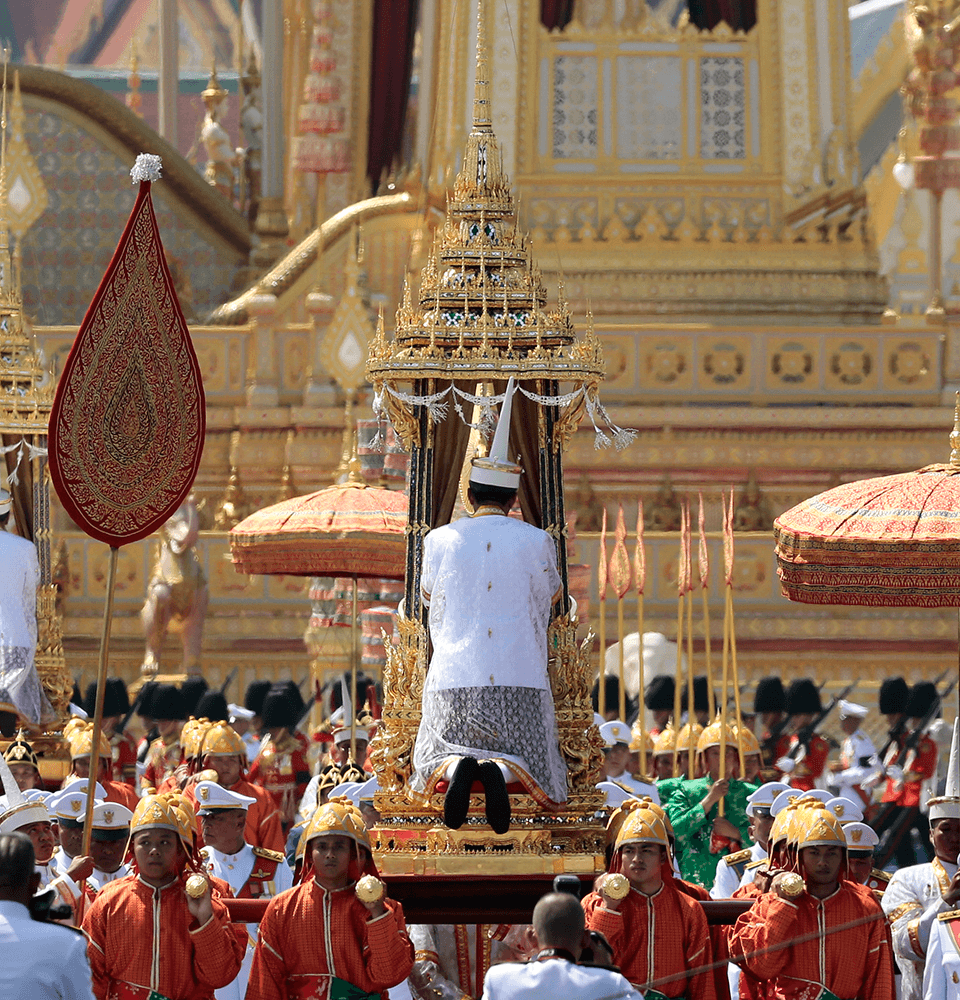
[49,155,206,854]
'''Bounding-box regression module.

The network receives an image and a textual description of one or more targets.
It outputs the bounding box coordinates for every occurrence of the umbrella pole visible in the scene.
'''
[82,545,118,857]
[351,577,358,764]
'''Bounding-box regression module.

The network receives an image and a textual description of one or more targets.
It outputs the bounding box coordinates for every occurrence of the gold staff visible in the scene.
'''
[611,505,632,723]
[635,501,646,777]
[598,507,609,717]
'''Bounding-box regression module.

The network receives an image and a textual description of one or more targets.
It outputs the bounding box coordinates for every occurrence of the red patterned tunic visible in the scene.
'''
[246,879,414,1000]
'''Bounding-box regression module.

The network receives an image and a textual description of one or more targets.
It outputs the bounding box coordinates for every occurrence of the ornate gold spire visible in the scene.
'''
[0,54,51,436]
[367,0,600,385]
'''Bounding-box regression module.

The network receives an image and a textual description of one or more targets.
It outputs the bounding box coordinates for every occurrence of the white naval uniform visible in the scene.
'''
[201,842,294,1000]
[922,908,960,1000]
[711,840,766,900]
[49,846,74,880]
[48,863,130,925]
[34,858,54,891]
[241,731,260,764]
[882,858,958,1000]
[597,773,660,809]
[832,727,879,806]
[413,512,567,803]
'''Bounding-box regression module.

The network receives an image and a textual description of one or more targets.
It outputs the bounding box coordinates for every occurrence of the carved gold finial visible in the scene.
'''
[951,391,960,467]
[473,0,492,132]
[202,63,228,113]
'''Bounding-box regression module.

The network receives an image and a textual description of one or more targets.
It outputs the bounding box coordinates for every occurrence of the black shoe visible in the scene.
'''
[443,756,479,829]
[478,760,511,834]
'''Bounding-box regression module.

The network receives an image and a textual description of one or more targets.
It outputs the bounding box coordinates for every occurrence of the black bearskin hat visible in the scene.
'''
[681,676,713,714]
[151,683,187,722]
[644,675,675,711]
[179,677,209,717]
[905,681,939,720]
[260,688,296,730]
[591,675,622,714]
[878,676,909,715]
[245,679,272,716]
[85,677,130,719]
[785,679,821,716]
[754,677,786,714]
[194,690,229,722]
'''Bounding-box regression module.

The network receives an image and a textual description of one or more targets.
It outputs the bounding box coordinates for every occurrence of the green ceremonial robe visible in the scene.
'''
[653,775,692,810]
[664,776,758,887]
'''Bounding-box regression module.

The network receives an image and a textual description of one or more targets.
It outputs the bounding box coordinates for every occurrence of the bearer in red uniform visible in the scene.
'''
[246,797,414,1000]
[729,804,895,1000]
[82,793,244,1000]
[583,799,716,999]
[64,720,139,811]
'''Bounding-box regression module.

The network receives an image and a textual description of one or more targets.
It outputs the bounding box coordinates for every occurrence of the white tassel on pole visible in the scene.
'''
[130,154,163,184]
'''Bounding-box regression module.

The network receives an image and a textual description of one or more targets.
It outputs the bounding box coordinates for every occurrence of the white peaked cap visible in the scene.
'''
[838,700,868,719]
[0,488,10,515]
[746,781,791,817]
[228,703,255,722]
[930,717,960,821]
[825,796,864,824]
[193,780,257,813]
[795,789,832,805]
[844,822,879,850]
[599,720,631,748]
[469,377,522,489]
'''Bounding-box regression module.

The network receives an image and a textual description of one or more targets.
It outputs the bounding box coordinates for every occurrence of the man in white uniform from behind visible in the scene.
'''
[0,830,95,1000]
[481,892,641,1000]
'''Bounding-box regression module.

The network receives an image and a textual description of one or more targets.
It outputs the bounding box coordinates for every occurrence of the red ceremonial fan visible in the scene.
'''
[47,154,205,853]
[48,154,204,546]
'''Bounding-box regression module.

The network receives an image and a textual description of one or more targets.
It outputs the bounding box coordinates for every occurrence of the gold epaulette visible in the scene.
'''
[745,858,766,870]
[724,848,753,867]
[870,869,891,886]
[252,846,285,863]
[938,909,960,922]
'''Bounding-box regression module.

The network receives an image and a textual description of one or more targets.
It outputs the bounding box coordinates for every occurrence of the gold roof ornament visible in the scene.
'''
[0,60,51,440]
[365,0,629,453]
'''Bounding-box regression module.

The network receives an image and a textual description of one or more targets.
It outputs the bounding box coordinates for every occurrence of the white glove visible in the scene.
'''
[775,756,796,774]
[885,765,904,784]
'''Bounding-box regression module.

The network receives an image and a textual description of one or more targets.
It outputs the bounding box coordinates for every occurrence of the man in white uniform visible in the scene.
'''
[829,698,879,807]
[883,718,960,1000]
[196,779,294,1000]
[0,832,96,1000]
[922,851,960,1000]
[481,893,641,1000]
[0,488,51,724]
[596,720,659,808]
[412,380,566,833]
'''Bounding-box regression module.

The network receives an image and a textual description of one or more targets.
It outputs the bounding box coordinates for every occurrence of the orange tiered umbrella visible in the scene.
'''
[774,406,960,607]
[229,477,407,580]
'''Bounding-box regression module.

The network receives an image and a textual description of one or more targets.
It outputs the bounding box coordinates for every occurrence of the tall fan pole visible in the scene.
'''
[82,546,118,856]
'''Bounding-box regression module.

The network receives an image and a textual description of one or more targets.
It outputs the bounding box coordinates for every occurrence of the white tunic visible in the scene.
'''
[0,530,50,724]
[201,842,294,1000]
[922,910,960,1000]
[413,512,567,802]
[882,858,958,1000]
[420,513,561,691]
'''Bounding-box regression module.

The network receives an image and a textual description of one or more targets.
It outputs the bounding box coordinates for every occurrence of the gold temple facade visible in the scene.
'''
[6,0,957,700]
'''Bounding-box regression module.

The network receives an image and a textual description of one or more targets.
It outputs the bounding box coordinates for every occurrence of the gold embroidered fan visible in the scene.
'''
[48,153,204,546]
[47,154,205,853]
